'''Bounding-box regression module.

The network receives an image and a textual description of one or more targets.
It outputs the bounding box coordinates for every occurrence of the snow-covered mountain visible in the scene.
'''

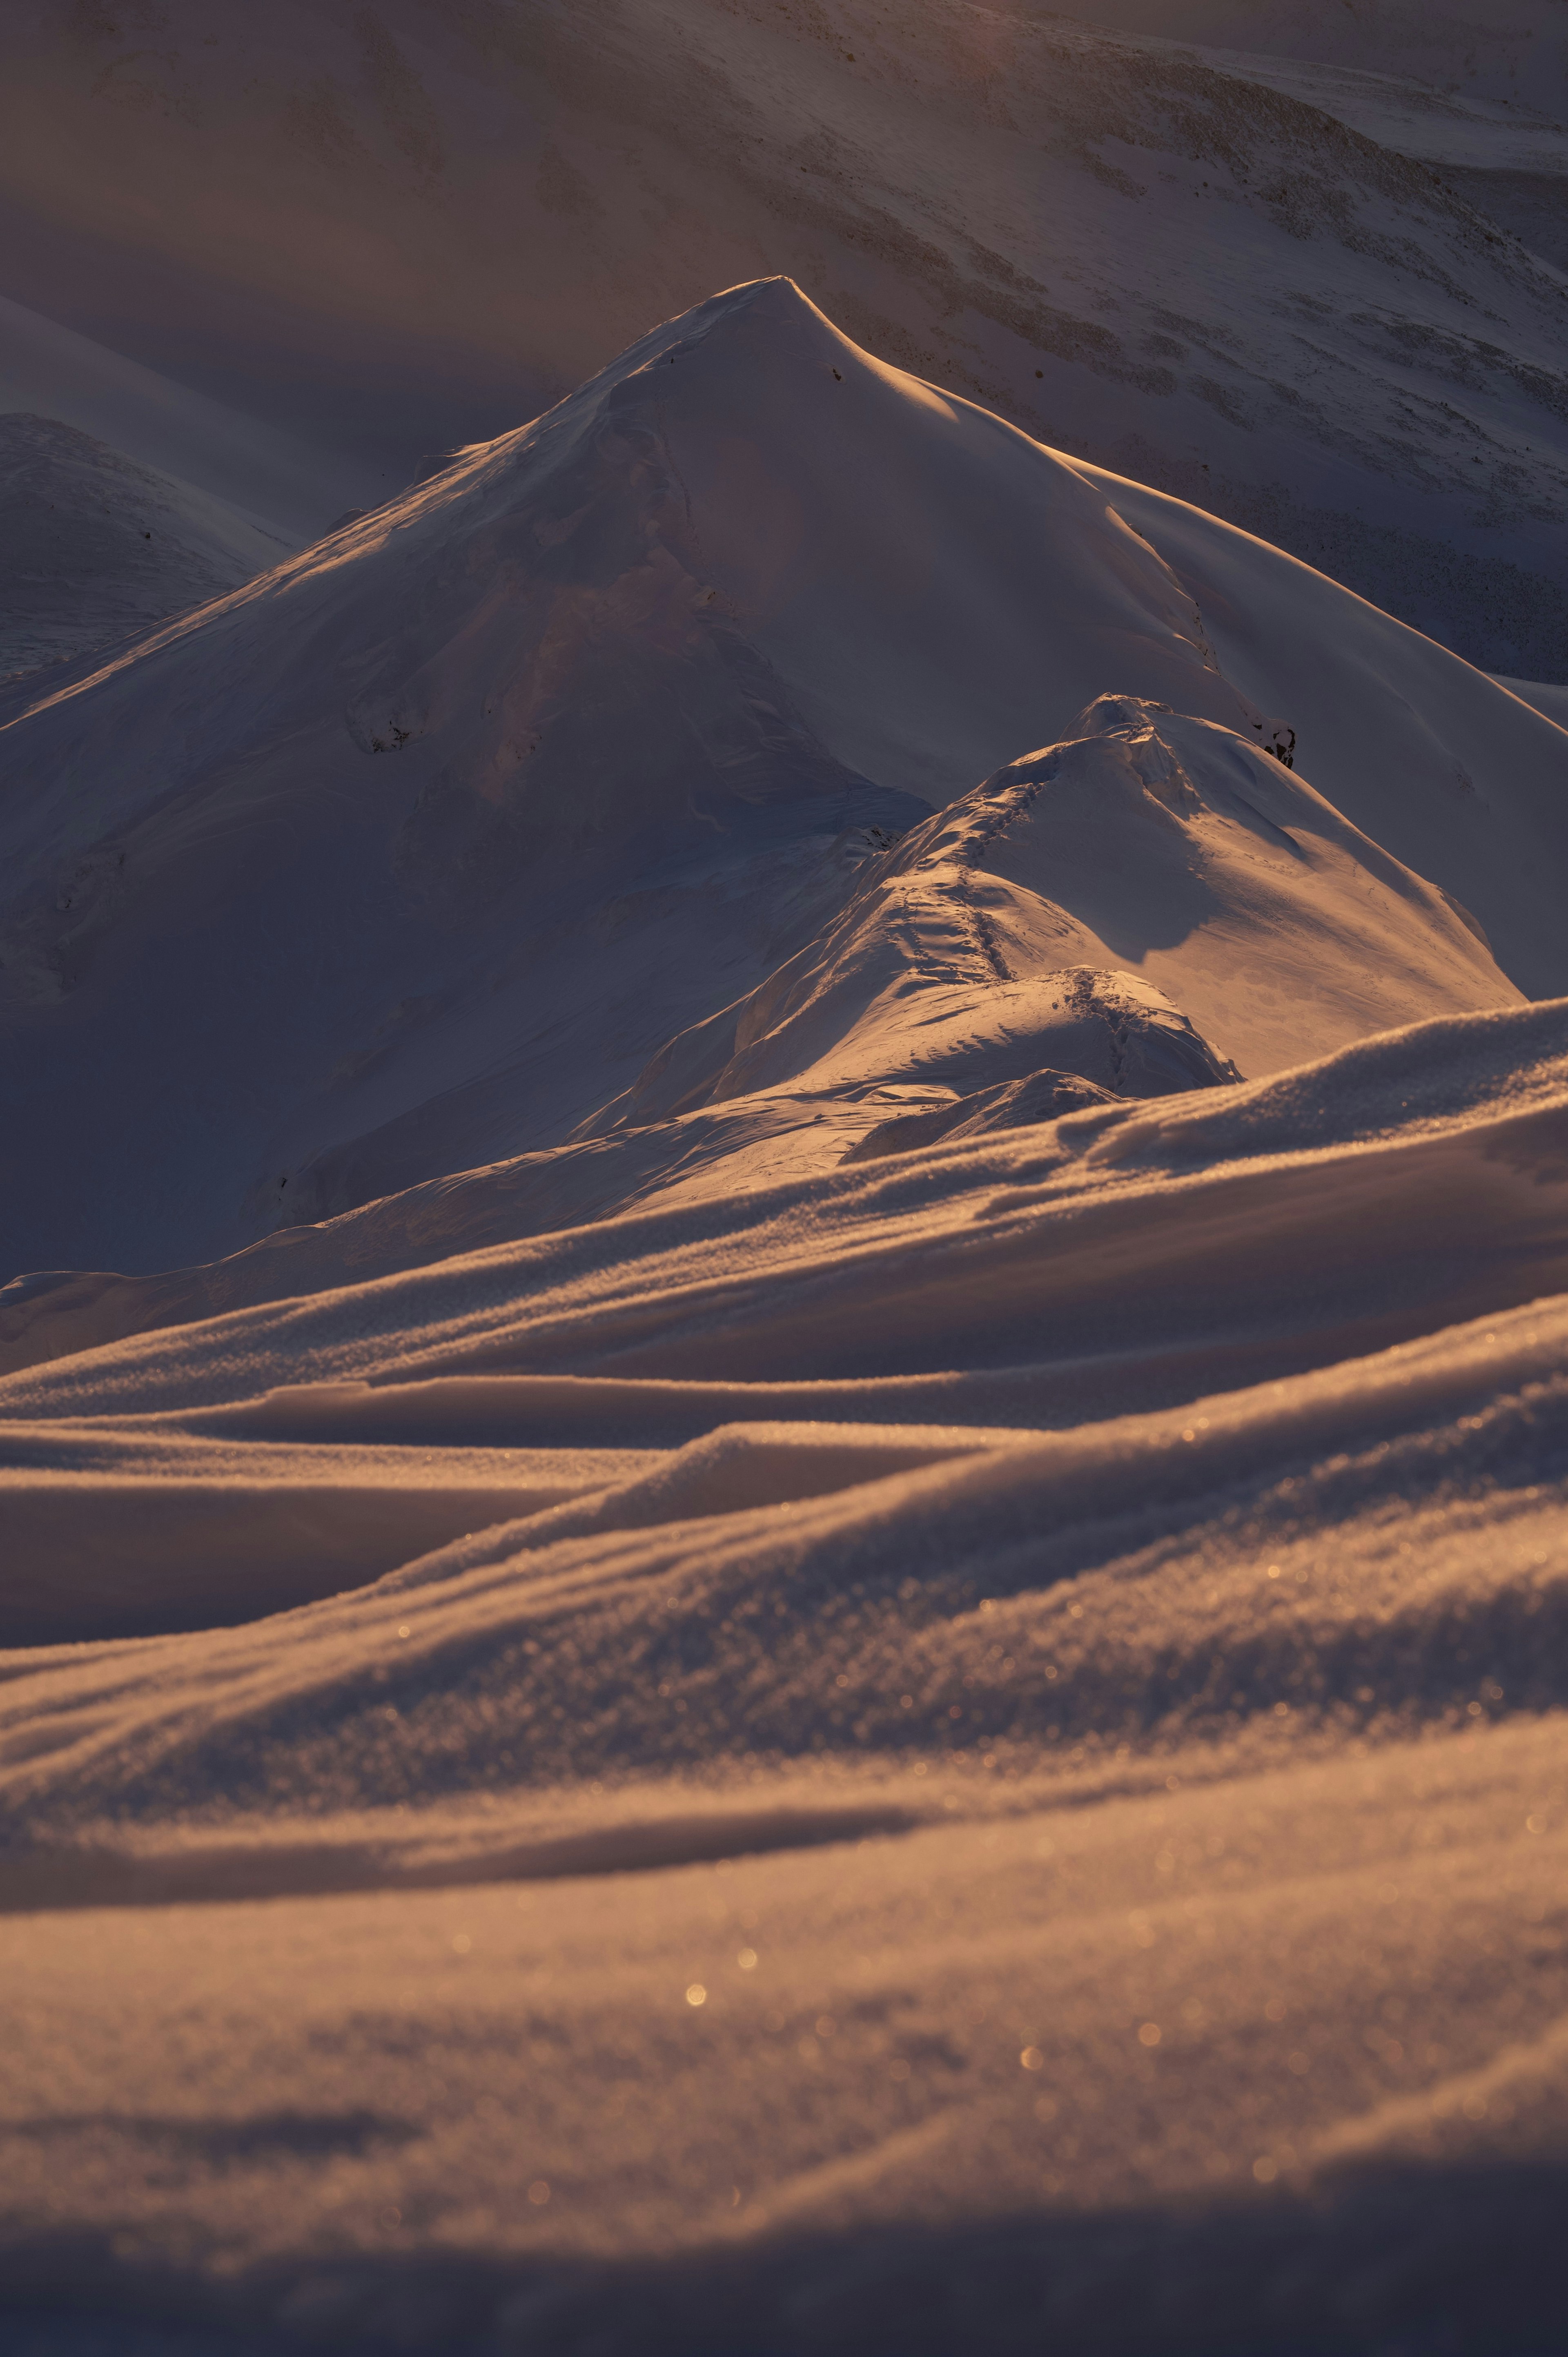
[5,0,1568,669]
[0,290,395,682]
[0,288,378,546]
[0,412,296,682]
[1,281,1557,1287]
[1060,1,1568,118]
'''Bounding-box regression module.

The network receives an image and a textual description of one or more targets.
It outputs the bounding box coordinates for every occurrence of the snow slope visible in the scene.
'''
[1058,0,1568,118]
[5,0,1568,669]
[0,414,294,682]
[0,290,374,542]
[1497,672,1568,729]
[581,696,1514,1111]
[0,282,1555,1285]
[0,292,387,681]
[1,997,1568,2348]
[1087,28,1568,273]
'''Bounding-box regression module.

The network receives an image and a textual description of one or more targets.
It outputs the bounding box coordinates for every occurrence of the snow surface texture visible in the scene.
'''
[5,0,1568,672]
[2,284,1568,2351]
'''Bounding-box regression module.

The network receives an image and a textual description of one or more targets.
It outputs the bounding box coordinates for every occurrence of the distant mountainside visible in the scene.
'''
[0,288,392,679]
[4,0,1568,671]
[1055,0,1568,118]
[0,412,295,681]
[0,288,380,542]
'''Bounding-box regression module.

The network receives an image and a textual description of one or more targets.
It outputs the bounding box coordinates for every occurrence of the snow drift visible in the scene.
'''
[2,996,1568,2348]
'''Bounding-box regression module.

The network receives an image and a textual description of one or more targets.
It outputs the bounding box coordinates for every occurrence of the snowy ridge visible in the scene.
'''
[1,282,1560,1287]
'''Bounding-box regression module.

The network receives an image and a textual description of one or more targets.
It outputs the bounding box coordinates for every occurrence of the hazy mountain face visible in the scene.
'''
[4,0,1568,669]
[1054,1,1568,114]
[0,412,291,679]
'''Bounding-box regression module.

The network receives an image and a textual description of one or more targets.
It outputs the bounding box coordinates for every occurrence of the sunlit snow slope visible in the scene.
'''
[2,1004,1568,2352]
[3,285,1568,2357]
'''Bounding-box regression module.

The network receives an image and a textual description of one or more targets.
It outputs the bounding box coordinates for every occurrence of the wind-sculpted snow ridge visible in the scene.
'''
[584,692,1514,1128]
[1,995,1568,2347]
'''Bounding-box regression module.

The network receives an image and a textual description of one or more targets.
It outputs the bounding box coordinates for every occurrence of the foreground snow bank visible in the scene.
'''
[0,983,1566,2346]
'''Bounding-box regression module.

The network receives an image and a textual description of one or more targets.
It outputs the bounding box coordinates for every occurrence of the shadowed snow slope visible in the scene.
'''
[0,290,393,681]
[0,282,1557,1282]
[1497,673,1568,731]
[0,413,292,682]
[0,288,376,541]
[1060,1,1568,118]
